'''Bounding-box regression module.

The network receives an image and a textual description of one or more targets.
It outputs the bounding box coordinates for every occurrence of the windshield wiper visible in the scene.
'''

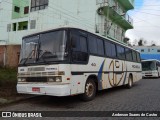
[22,50,37,65]
[38,51,57,64]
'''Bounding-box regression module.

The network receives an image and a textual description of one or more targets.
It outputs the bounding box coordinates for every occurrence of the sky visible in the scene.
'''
[126,0,160,46]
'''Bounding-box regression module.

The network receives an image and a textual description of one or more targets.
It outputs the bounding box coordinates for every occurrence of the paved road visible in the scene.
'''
[0,78,160,120]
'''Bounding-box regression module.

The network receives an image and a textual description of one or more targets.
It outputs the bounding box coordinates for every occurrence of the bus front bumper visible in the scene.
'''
[142,73,159,78]
[17,83,71,96]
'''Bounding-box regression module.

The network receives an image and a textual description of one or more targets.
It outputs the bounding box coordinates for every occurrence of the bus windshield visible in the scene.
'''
[142,61,156,71]
[19,30,68,65]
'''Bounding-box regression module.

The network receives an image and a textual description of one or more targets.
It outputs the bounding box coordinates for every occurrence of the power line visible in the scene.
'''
[133,16,160,28]
[135,4,160,6]
[132,10,160,16]
[134,8,160,11]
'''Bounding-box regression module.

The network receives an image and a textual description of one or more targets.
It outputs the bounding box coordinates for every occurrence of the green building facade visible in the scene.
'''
[12,0,29,19]
[96,0,134,43]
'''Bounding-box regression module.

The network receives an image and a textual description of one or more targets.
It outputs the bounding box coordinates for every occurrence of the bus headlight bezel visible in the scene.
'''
[55,77,62,82]
[18,78,26,82]
[47,77,62,82]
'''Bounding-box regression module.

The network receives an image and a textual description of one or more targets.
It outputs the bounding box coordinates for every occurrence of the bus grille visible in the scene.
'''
[18,72,56,77]
[26,77,48,82]
[28,67,45,71]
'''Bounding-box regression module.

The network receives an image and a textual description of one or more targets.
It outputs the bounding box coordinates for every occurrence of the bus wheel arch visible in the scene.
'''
[127,73,133,89]
[80,75,98,101]
[87,75,98,90]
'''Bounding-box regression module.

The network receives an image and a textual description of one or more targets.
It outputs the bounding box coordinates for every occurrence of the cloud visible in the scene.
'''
[126,0,160,45]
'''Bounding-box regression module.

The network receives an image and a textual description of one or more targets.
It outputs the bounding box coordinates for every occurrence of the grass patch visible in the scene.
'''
[0,68,17,98]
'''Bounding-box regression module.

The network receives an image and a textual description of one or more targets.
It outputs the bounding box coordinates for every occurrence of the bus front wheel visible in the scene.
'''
[80,79,96,101]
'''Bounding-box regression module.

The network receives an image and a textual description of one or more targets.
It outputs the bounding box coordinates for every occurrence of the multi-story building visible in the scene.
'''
[0,0,13,66]
[0,0,134,67]
[0,0,12,45]
[133,46,160,60]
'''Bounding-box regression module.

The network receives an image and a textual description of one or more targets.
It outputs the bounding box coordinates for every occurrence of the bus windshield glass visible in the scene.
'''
[19,30,68,65]
[142,61,156,71]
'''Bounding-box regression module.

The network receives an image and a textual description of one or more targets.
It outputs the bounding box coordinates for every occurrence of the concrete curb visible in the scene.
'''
[0,95,37,107]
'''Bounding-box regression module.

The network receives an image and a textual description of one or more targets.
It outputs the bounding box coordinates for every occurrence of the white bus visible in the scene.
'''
[17,27,142,101]
[142,59,160,78]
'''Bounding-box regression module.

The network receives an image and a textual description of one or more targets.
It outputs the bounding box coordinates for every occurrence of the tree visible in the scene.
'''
[127,41,132,47]
[138,39,143,46]
[138,38,147,46]
[151,41,156,46]
[132,39,138,46]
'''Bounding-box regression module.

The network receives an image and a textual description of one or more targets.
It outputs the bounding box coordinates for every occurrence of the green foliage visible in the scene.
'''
[0,68,17,87]
[0,68,17,98]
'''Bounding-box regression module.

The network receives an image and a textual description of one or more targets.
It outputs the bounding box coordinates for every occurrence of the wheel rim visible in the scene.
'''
[86,82,94,97]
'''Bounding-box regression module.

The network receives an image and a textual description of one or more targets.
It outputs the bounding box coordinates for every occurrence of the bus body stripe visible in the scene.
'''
[98,60,105,90]
[71,71,141,75]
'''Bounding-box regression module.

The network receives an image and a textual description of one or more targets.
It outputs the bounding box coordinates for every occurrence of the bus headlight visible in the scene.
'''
[55,77,62,82]
[48,78,55,82]
[18,78,26,82]
[48,77,62,82]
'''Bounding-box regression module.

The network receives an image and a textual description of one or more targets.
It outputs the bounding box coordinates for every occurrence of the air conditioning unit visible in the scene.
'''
[97,8,104,15]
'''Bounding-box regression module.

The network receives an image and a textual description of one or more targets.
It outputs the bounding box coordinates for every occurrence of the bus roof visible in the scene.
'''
[142,59,160,62]
[23,26,139,53]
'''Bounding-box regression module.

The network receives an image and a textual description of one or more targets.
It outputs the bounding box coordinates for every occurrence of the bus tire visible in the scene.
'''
[126,75,133,89]
[80,78,96,101]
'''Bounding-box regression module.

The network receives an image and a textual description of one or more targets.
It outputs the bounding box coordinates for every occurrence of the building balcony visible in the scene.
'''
[97,0,134,10]
[118,0,134,10]
[97,0,133,30]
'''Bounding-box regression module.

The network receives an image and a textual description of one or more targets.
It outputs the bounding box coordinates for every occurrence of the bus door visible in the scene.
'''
[156,62,160,76]
[70,30,89,94]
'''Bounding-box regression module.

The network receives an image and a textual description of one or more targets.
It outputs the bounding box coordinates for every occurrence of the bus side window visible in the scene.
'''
[97,38,104,56]
[71,33,88,63]
[71,34,80,51]
[136,52,141,62]
[132,51,137,62]
[125,48,133,61]
[88,35,98,54]
[105,41,116,58]
[117,45,125,60]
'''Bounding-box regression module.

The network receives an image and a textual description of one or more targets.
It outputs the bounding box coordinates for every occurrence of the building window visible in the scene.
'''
[7,24,11,32]
[24,6,29,14]
[14,6,20,13]
[18,21,28,31]
[31,0,48,12]
[30,20,36,29]
[141,49,144,52]
[148,49,150,52]
[157,49,160,52]
[13,23,17,31]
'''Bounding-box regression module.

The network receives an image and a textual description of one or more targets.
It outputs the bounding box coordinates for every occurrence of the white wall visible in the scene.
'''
[29,0,97,33]
[0,0,12,45]
[6,0,100,45]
